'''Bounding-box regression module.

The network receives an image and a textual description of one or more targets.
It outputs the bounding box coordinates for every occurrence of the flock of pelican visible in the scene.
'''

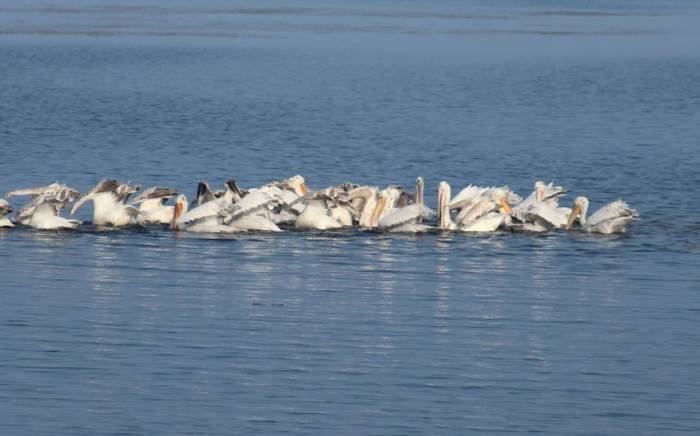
[0,176,639,235]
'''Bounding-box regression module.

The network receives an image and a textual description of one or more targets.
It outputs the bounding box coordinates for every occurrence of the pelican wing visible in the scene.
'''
[587,200,639,227]
[378,204,433,229]
[454,198,496,227]
[6,187,48,197]
[224,190,279,223]
[178,200,226,226]
[525,203,572,229]
[6,183,79,204]
[131,187,178,205]
[540,182,567,202]
[71,179,117,214]
[71,179,138,215]
[448,185,484,210]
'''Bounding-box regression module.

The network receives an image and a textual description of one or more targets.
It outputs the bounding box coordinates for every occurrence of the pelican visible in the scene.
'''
[224,189,282,232]
[295,197,344,230]
[376,203,434,232]
[191,180,243,208]
[313,182,358,226]
[566,197,639,234]
[449,184,520,212]
[256,175,310,225]
[294,184,361,230]
[0,199,13,228]
[131,187,178,224]
[358,186,403,229]
[374,177,433,232]
[513,201,572,232]
[438,182,512,232]
[191,182,219,207]
[510,181,570,232]
[344,185,380,228]
[5,183,81,229]
[71,180,140,226]
[171,194,237,233]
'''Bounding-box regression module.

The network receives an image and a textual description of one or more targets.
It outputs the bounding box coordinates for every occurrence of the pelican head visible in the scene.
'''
[566,196,589,229]
[534,181,546,201]
[171,194,188,230]
[492,188,513,215]
[437,181,452,229]
[284,175,308,196]
[0,199,12,215]
[415,177,424,206]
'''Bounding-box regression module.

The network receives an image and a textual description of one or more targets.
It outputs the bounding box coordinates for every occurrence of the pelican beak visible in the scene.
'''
[370,196,386,228]
[566,205,581,230]
[299,183,308,196]
[171,200,184,230]
[499,198,513,215]
[437,188,446,229]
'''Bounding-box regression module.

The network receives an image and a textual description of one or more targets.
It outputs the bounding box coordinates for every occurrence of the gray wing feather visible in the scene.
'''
[130,187,178,205]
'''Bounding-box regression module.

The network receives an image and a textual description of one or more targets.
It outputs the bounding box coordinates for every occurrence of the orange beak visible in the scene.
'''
[499,198,512,215]
[566,205,581,229]
[370,196,386,228]
[171,201,184,230]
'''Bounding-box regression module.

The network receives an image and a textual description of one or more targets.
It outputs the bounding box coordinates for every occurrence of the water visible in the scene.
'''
[1,1,699,434]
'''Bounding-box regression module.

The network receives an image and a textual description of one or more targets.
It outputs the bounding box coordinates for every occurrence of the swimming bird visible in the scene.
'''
[566,197,639,234]
[437,182,512,232]
[374,177,433,232]
[294,196,345,230]
[70,179,140,226]
[510,181,570,232]
[0,199,13,228]
[344,185,380,228]
[131,187,178,225]
[5,182,81,229]
[513,201,572,232]
[170,194,237,233]
[192,179,243,208]
[224,189,282,232]
[255,175,310,225]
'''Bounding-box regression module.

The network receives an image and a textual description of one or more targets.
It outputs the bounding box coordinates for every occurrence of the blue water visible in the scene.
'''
[1,1,699,435]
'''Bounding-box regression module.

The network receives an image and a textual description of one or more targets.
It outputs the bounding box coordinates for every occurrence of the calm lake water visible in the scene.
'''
[1,1,699,435]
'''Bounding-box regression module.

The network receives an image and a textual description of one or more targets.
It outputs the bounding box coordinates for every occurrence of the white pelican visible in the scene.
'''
[514,201,572,232]
[566,197,639,234]
[131,187,178,225]
[437,182,512,232]
[192,180,243,207]
[373,177,433,232]
[342,185,379,227]
[294,183,361,230]
[0,199,13,228]
[313,182,359,226]
[295,198,344,230]
[171,180,269,233]
[510,181,570,232]
[71,180,140,226]
[245,175,309,225]
[224,189,282,232]
[171,194,237,233]
[376,204,434,232]
[6,183,81,229]
[449,184,520,212]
